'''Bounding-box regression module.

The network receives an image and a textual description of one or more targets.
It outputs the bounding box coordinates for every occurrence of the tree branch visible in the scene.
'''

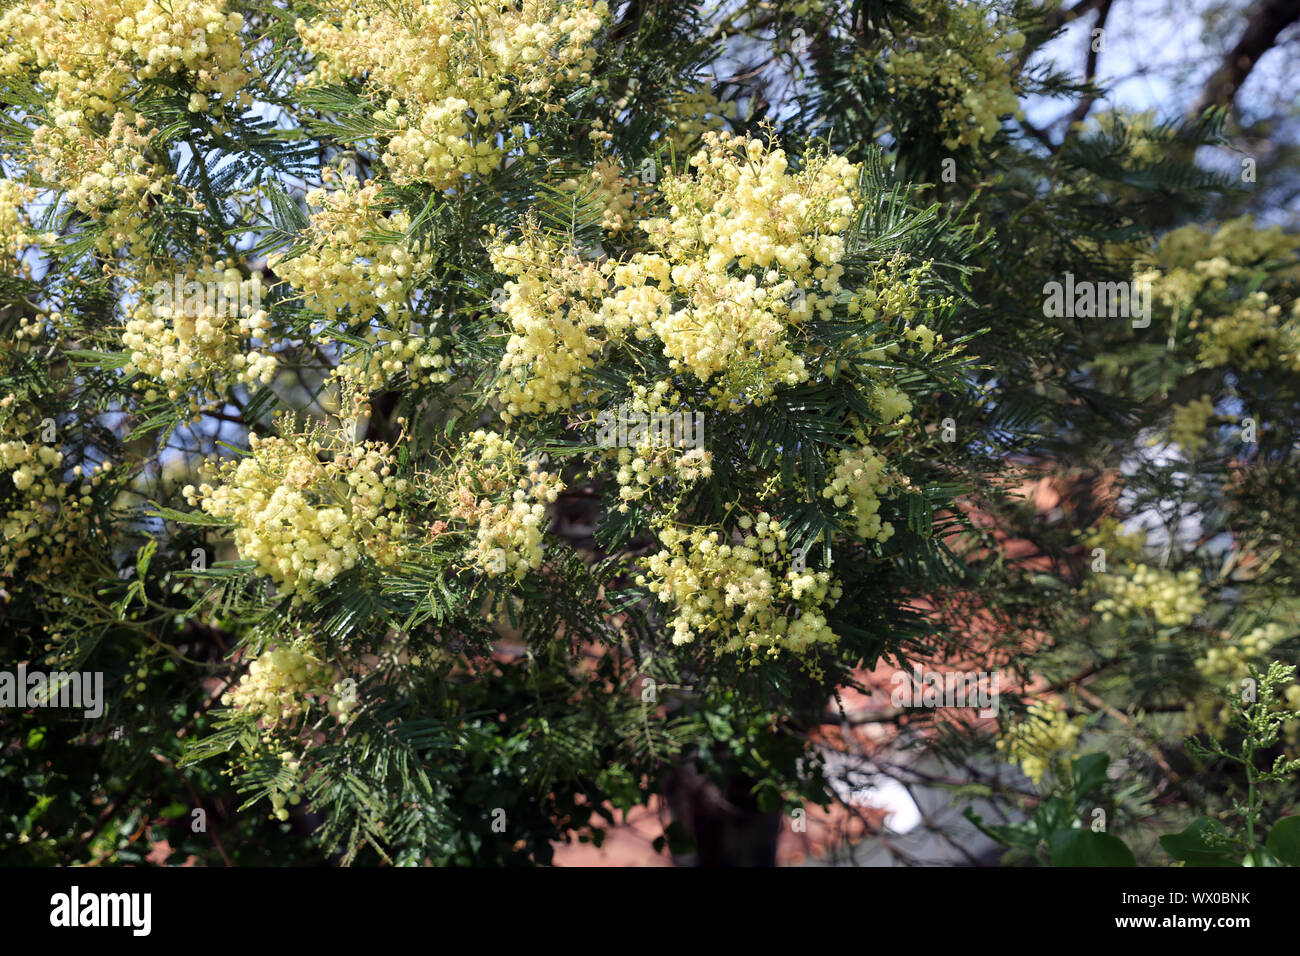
[1063,0,1114,131]
[1194,0,1300,117]
[1015,0,1108,75]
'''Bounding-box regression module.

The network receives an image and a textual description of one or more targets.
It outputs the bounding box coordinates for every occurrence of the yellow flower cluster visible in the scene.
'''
[342,324,454,390]
[872,385,913,424]
[855,253,939,321]
[271,176,437,327]
[486,222,613,422]
[0,178,50,269]
[1080,517,1146,563]
[829,257,946,415]
[1187,623,1291,733]
[1137,217,1300,373]
[652,129,858,284]
[0,0,248,110]
[599,383,713,510]
[440,430,564,579]
[824,442,895,541]
[1196,293,1300,373]
[877,0,1023,150]
[296,0,608,188]
[636,132,860,407]
[559,157,639,232]
[1197,623,1287,686]
[0,398,99,580]
[122,264,277,410]
[1169,395,1215,457]
[1154,216,1296,270]
[222,643,354,731]
[1129,137,1163,166]
[1093,563,1205,629]
[185,432,411,602]
[485,133,943,423]
[656,85,737,153]
[1,0,249,250]
[996,699,1084,784]
[267,786,301,822]
[30,112,171,254]
[273,177,455,388]
[639,514,842,658]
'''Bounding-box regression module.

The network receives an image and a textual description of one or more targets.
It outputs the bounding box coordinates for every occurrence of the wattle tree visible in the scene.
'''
[2,0,1297,867]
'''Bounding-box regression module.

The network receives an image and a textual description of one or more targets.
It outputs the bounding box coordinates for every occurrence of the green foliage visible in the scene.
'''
[972,664,1300,866]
